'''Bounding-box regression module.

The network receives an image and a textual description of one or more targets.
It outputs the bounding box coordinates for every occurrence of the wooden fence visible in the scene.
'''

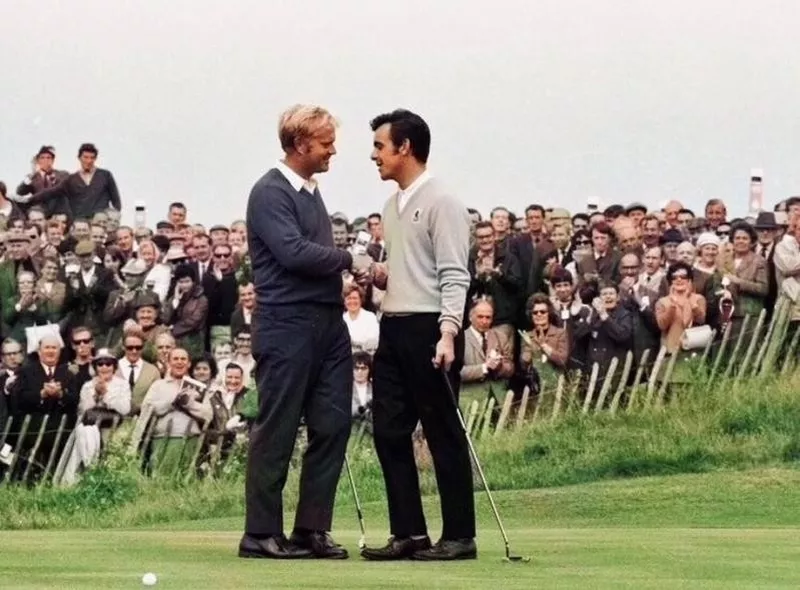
[1,302,797,488]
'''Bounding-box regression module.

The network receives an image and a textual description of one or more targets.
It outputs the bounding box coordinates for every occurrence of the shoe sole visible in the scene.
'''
[412,551,477,561]
[238,549,312,559]
[359,553,417,561]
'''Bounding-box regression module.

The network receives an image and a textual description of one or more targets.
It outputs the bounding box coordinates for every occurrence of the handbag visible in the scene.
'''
[680,324,713,351]
[24,322,64,354]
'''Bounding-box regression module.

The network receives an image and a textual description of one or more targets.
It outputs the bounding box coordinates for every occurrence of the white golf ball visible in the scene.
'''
[142,572,158,586]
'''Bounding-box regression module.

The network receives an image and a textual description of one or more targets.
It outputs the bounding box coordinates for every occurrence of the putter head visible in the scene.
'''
[358,536,366,551]
[503,555,531,563]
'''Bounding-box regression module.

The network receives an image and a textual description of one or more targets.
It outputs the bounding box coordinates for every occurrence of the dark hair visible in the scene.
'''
[603,205,625,218]
[679,208,695,217]
[0,181,6,198]
[730,221,757,246]
[490,206,509,218]
[525,293,556,324]
[225,362,244,376]
[169,202,187,211]
[78,143,98,157]
[352,351,373,379]
[192,233,211,246]
[367,213,381,221]
[369,109,431,163]
[151,234,170,254]
[572,213,590,224]
[104,245,126,268]
[525,204,546,217]
[474,220,493,232]
[666,261,694,283]
[598,280,619,293]
[591,222,613,237]
[550,266,574,286]
[467,208,482,220]
[191,352,218,380]
[27,205,46,217]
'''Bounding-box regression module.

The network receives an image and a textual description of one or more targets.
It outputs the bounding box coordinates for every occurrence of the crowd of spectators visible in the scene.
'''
[2,141,800,484]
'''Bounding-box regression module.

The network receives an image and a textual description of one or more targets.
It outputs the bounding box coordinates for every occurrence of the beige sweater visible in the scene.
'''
[140,376,213,438]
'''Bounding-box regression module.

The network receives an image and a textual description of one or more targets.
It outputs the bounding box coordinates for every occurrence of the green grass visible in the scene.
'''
[2,468,800,589]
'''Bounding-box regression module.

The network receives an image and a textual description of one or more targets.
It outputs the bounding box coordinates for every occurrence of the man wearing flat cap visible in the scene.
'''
[0,230,39,327]
[754,212,780,318]
[14,146,71,216]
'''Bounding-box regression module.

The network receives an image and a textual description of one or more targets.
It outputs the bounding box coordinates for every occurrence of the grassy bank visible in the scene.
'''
[2,370,800,530]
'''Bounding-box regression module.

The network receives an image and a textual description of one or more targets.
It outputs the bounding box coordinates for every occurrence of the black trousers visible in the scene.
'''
[372,314,476,540]
[245,303,352,536]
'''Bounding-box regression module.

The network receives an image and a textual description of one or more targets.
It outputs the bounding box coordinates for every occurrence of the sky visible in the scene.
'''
[1,0,799,226]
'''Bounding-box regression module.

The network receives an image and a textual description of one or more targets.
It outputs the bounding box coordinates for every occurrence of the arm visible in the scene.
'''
[774,239,800,277]
[691,295,707,325]
[603,307,633,345]
[141,381,175,417]
[184,395,213,426]
[106,171,122,210]
[734,258,768,297]
[460,362,487,383]
[247,182,352,277]
[497,250,523,293]
[655,297,676,332]
[105,380,131,416]
[171,295,208,338]
[430,195,471,334]
[545,329,569,368]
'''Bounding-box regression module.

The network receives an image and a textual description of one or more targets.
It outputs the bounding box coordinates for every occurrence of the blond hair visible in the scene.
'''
[278,104,337,151]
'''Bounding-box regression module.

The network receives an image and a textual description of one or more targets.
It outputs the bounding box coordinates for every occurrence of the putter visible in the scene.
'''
[344,454,367,550]
[441,368,531,563]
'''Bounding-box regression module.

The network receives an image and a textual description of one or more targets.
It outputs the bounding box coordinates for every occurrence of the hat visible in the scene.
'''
[74,240,94,256]
[625,202,648,215]
[209,224,229,234]
[165,243,187,262]
[549,207,571,220]
[696,232,721,249]
[36,145,56,158]
[173,263,197,282]
[660,229,684,245]
[121,257,148,276]
[92,348,118,366]
[753,212,779,230]
[132,291,160,309]
[5,228,30,243]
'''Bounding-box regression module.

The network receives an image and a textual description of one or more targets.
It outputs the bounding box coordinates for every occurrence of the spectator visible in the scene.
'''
[655,262,706,354]
[161,263,208,358]
[118,332,160,415]
[230,282,255,341]
[14,146,70,216]
[721,222,769,337]
[342,284,379,355]
[520,294,569,394]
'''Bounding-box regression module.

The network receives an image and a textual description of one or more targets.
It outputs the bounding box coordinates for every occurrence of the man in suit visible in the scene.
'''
[63,240,115,334]
[459,299,515,411]
[118,332,161,415]
[574,222,622,287]
[13,146,71,217]
[229,282,255,341]
[754,212,780,319]
[508,204,555,301]
[241,104,367,560]
[28,143,122,220]
[6,335,77,482]
[191,233,214,284]
[360,109,476,561]
[203,243,238,353]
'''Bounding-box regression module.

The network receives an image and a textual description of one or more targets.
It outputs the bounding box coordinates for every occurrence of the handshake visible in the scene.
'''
[350,254,388,290]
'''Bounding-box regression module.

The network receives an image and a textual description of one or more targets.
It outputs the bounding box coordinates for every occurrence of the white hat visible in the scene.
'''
[696,232,720,249]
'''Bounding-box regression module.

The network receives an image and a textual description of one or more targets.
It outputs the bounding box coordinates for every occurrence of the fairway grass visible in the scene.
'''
[3,468,800,589]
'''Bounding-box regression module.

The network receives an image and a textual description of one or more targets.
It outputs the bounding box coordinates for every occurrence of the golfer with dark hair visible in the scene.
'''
[239,104,371,560]
[360,109,476,561]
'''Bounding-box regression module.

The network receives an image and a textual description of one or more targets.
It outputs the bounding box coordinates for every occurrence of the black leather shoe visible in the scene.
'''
[360,536,432,561]
[289,530,349,559]
[413,538,477,561]
[238,533,312,559]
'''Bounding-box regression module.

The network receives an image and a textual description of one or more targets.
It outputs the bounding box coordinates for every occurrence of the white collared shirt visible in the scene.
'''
[276,160,318,194]
[80,265,96,288]
[124,359,142,383]
[397,170,432,214]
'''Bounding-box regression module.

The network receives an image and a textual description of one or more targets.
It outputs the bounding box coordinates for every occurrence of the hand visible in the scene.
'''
[620,276,636,291]
[18,293,34,309]
[173,393,190,408]
[372,263,388,290]
[94,379,107,397]
[591,297,605,314]
[353,268,372,288]
[486,355,501,371]
[432,332,455,371]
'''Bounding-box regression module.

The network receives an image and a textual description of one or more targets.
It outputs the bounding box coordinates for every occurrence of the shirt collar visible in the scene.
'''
[397,170,431,200]
[276,160,318,194]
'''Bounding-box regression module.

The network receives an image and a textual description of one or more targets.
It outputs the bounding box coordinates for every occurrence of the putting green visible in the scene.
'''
[3,469,800,589]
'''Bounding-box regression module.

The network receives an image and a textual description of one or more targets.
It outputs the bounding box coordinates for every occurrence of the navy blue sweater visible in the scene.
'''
[246,168,352,307]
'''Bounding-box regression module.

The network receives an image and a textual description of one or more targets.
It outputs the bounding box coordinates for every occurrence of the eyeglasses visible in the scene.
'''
[2,350,22,356]
[532,309,549,316]
[213,252,232,258]
[73,338,93,345]
[125,345,143,351]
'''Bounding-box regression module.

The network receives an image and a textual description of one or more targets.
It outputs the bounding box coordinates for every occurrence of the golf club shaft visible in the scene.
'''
[344,454,366,539]
[442,369,513,549]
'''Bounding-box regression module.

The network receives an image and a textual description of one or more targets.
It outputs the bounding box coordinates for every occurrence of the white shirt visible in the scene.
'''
[243,307,252,326]
[343,309,380,354]
[80,265,96,287]
[123,359,142,384]
[276,160,318,194]
[397,170,432,214]
[197,260,209,282]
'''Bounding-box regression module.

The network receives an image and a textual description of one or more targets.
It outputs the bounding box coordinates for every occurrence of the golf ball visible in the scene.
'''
[142,572,157,586]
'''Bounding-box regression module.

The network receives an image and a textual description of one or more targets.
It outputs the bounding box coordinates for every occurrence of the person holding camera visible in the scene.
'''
[161,263,208,359]
[137,347,213,477]
[63,240,115,335]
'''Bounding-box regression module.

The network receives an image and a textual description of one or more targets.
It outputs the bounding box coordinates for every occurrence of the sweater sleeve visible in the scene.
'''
[106,170,122,211]
[248,183,352,277]
[430,194,471,332]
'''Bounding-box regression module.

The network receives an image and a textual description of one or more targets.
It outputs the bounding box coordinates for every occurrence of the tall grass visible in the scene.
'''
[2,370,800,530]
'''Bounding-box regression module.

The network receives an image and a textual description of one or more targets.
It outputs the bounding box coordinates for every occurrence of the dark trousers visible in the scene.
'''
[245,304,352,536]
[372,314,476,541]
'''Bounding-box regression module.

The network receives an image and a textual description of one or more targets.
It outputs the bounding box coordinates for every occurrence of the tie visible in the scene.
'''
[481,333,488,356]
[761,245,768,258]
[47,367,54,379]
[128,363,136,389]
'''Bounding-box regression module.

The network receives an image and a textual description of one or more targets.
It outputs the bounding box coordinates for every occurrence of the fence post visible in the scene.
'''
[645,347,667,407]
[626,349,651,412]
[582,363,600,414]
[495,391,515,435]
[723,314,752,379]
[550,376,566,422]
[3,414,31,484]
[594,357,619,412]
[515,386,530,430]
[42,415,68,484]
[609,352,634,415]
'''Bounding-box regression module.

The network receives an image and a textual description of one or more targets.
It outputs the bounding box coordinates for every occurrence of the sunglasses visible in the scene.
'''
[95,360,115,367]
[354,365,369,371]
[575,239,591,245]
[532,309,549,316]
[125,345,143,351]
[73,338,93,345]
[213,252,232,258]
